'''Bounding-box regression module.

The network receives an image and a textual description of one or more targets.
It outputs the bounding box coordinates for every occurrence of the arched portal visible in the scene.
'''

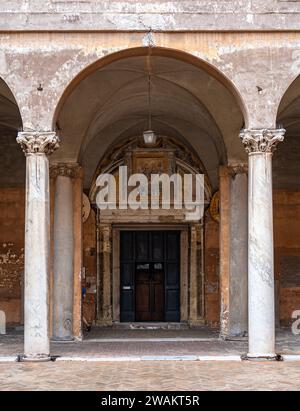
[51,47,247,335]
[0,78,24,328]
[274,78,300,327]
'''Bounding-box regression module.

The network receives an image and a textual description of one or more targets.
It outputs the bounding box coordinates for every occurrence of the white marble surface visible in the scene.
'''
[24,154,50,359]
[248,152,276,357]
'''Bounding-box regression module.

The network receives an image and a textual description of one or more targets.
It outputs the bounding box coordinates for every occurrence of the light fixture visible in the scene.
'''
[143,129,156,145]
[143,62,157,146]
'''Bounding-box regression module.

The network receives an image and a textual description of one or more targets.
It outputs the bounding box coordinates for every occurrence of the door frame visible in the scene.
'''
[112,225,189,323]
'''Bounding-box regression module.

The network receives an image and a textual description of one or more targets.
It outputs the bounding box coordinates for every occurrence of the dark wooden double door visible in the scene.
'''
[120,231,180,322]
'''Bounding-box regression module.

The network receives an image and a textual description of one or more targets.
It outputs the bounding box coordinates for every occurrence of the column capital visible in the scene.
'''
[228,163,248,177]
[17,131,60,156]
[240,129,285,154]
[50,163,80,179]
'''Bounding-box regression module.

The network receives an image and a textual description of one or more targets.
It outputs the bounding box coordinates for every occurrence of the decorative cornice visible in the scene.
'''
[240,129,285,154]
[17,131,60,156]
[50,163,80,179]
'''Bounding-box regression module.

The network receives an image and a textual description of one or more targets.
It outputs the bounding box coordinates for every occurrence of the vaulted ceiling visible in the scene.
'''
[54,52,245,190]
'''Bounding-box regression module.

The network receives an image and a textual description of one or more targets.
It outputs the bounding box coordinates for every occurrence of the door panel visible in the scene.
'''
[136,232,149,261]
[166,231,180,261]
[120,231,180,323]
[136,265,151,321]
[136,265,164,321]
[152,231,164,261]
[151,268,164,321]
[121,231,134,260]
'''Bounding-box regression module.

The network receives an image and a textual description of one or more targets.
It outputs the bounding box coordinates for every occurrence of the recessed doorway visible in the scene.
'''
[120,231,181,322]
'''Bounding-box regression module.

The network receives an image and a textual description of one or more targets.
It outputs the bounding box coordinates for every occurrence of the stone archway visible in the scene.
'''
[51,46,247,339]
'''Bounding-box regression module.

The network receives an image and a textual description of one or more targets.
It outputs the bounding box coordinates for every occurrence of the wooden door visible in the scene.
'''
[135,263,164,321]
[120,231,180,322]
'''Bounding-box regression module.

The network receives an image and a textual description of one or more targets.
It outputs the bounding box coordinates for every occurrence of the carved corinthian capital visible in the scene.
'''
[240,129,285,154]
[17,131,60,156]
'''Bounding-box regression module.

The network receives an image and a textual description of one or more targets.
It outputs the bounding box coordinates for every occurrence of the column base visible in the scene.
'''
[242,353,283,362]
[18,354,52,363]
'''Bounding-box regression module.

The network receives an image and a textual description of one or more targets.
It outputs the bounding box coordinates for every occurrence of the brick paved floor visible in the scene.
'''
[0,328,299,358]
[0,361,300,391]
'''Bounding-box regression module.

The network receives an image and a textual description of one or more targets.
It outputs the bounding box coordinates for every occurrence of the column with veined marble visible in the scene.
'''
[17,131,60,361]
[240,128,285,360]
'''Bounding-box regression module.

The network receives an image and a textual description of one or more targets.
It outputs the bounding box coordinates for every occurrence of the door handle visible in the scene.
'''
[122,286,132,290]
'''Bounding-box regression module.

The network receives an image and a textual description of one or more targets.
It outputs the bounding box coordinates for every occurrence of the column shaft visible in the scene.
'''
[24,154,50,358]
[229,168,248,337]
[240,128,285,359]
[17,131,59,361]
[52,170,74,341]
[248,153,275,356]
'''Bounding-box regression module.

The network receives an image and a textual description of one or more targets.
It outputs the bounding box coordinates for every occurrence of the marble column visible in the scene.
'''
[51,164,76,341]
[17,131,59,361]
[229,166,248,337]
[240,128,285,360]
[220,165,248,339]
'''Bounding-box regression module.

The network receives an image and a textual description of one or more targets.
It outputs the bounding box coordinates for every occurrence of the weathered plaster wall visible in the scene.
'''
[0,188,24,324]
[1,1,300,31]
[1,32,300,142]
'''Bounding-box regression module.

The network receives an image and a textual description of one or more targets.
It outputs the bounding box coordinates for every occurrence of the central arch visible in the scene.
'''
[52,47,247,190]
[50,46,247,335]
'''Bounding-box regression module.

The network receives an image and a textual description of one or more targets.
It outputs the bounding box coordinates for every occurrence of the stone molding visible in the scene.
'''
[2,2,300,31]
[17,131,60,156]
[240,129,285,155]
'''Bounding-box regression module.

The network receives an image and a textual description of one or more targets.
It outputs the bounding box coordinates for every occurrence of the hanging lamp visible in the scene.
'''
[143,42,157,146]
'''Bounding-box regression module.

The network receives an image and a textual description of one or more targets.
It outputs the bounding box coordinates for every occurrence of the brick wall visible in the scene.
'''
[274,190,300,326]
[0,188,25,325]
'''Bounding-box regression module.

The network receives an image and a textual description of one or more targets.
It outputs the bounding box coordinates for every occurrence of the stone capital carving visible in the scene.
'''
[17,131,60,156]
[50,163,80,179]
[228,163,248,177]
[240,129,285,154]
